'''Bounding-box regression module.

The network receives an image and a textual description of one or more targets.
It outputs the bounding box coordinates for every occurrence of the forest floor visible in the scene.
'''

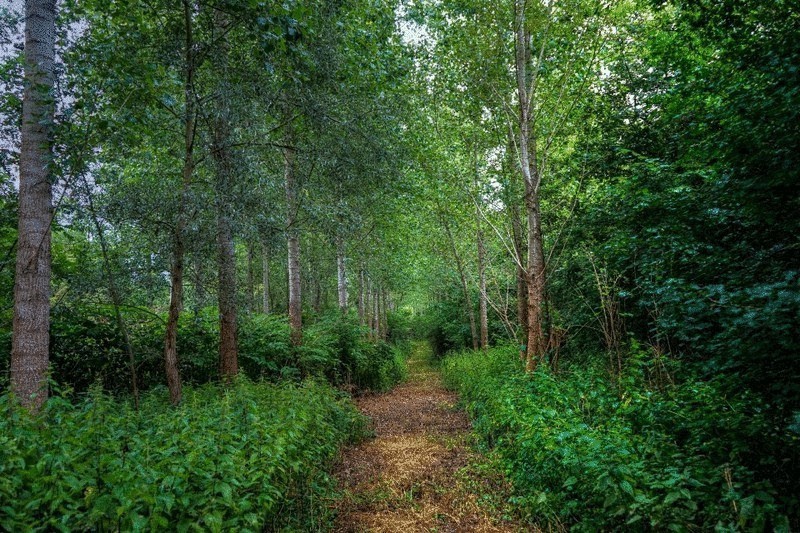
[332,342,529,532]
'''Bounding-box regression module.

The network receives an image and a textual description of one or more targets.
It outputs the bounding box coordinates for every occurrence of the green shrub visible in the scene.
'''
[305,314,408,392]
[238,314,292,379]
[352,341,408,392]
[0,378,366,531]
[442,346,796,531]
[1,305,407,396]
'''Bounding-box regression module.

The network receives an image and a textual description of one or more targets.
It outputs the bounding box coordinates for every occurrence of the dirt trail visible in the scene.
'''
[333,342,525,532]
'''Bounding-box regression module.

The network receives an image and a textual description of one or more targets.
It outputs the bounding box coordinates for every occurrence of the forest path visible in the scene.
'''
[332,342,525,532]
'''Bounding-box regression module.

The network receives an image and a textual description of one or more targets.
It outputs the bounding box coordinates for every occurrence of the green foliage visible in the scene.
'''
[0,378,366,531]
[0,305,407,396]
[422,299,474,358]
[304,313,408,392]
[442,346,797,530]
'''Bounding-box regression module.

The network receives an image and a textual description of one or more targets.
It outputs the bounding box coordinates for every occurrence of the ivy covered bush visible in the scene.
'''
[0,378,367,531]
[441,346,797,531]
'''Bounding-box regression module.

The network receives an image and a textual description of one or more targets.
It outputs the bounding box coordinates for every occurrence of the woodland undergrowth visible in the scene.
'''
[441,345,797,531]
[0,314,408,531]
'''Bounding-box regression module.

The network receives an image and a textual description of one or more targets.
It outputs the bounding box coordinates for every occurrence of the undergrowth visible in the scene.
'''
[441,345,797,531]
[0,307,407,396]
[0,378,368,531]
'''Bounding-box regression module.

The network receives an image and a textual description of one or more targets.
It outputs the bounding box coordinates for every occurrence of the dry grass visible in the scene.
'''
[333,343,530,533]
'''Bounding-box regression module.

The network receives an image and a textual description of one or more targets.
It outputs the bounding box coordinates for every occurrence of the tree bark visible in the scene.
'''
[380,288,389,341]
[365,275,373,339]
[477,207,488,350]
[336,235,348,313]
[373,283,380,340]
[163,0,195,405]
[246,242,255,313]
[375,285,379,339]
[11,0,57,410]
[358,267,365,326]
[262,243,271,314]
[284,123,302,346]
[510,198,527,357]
[213,9,238,380]
[515,0,546,372]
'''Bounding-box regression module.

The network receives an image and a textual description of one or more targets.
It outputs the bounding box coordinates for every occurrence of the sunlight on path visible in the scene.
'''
[333,342,527,532]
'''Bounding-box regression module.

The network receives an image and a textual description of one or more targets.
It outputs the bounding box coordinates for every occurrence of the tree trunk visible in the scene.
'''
[515,0,546,372]
[365,276,373,339]
[373,284,380,340]
[213,10,238,380]
[246,242,255,313]
[262,244,271,314]
[336,235,348,313]
[11,0,57,410]
[164,234,185,404]
[284,125,302,347]
[380,288,389,341]
[477,209,488,350]
[524,205,546,372]
[510,199,527,358]
[358,267,365,326]
[163,0,198,405]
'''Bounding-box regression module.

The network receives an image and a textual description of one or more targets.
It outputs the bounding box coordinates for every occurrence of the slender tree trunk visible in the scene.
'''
[477,208,488,350]
[216,210,238,380]
[83,179,139,409]
[213,10,238,380]
[524,205,546,372]
[284,122,302,346]
[510,199,527,358]
[11,0,57,410]
[358,267,365,326]
[474,162,489,350]
[506,129,528,358]
[380,288,389,341]
[515,0,546,372]
[440,212,479,350]
[163,0,197,405]
[373,283,380,340]
[336,235,348,313]
[164,233,186,403]
[365,276,373,339]
[246,242,255,313]
[262,244,271,314]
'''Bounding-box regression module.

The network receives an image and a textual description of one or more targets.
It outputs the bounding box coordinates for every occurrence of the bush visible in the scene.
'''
[0,378,367,531]
[0,305,407,396]
[442,346,797,531]
[304,314,407,392]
